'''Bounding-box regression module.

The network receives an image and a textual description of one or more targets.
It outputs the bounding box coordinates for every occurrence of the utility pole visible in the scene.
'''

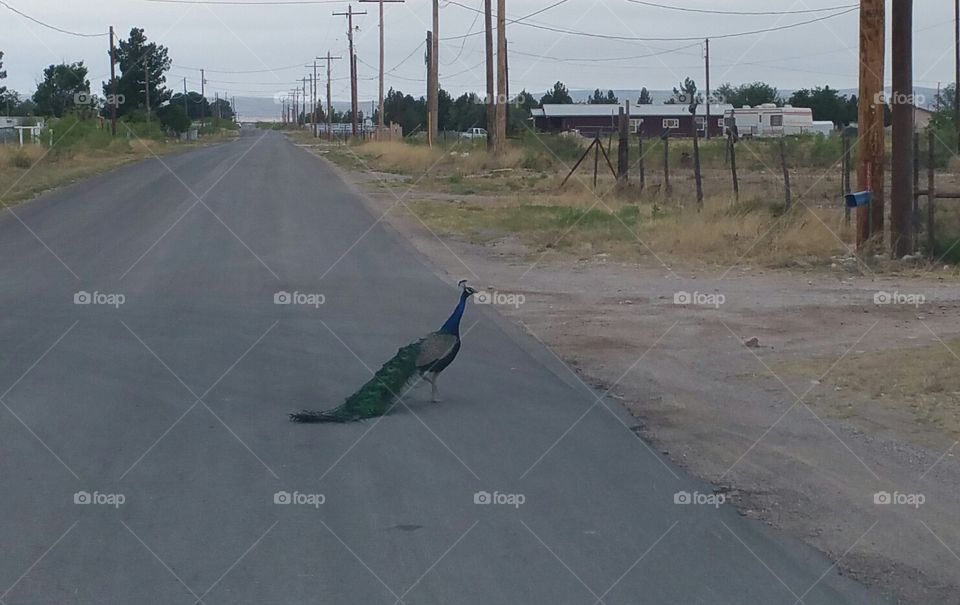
[484,0,495,150]
[183,77,188,116]
[320,53,343,140]
[200,69,206,126]
[494,0,507,155]
[857,0,885,249]
[109,26,117,135]
[426,30,434,146]
[334,5,367,137]
[359,0,405,134]
[955,0,959,152]
[428,0,440,144]
[302,77,308,126]
[144,60,151,123]
[312,60,318,136]
[891,0,914,257]
[704,38,711,140]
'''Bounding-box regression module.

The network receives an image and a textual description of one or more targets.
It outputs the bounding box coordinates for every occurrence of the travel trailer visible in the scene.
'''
[725,104,814,137]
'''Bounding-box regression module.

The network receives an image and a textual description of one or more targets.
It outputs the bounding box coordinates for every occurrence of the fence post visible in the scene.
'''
[593,136,600,189]
[728,132,739,202]
[638,134,645,191]
[913,131,920,252]
[663,132,671,198]
[843,130,852,227]
[927,130,936,258]
[693,127,703,211]
[617,104,629,183]
[780,136,792,210]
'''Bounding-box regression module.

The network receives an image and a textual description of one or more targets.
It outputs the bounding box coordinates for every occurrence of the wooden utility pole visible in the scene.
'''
[307,61,318,135]
[200,69,206,126]
[704,38,711,140]
[428,0,440,143]
[144,60,151,123]
[494,0,507,155]
[334,5,366,136]
[891,0,914,257]
[109,26,117,136]
[425,31,434,146]
[320,53,342,140]
[484,0,495,150]
[857,0,885,248]
[617,102,630,183]
[359,0,405,133]
[955,0,959,152]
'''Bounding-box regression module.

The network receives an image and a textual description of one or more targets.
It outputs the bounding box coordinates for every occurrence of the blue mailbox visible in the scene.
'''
[845,190,872,208]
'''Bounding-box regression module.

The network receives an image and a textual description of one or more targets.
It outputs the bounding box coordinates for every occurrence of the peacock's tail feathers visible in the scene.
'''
[289,340,423,423]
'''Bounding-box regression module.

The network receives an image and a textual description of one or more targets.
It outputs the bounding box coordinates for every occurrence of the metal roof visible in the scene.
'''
[535,103,734,118]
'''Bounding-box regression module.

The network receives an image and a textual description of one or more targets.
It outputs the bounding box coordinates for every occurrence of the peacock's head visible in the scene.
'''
[458,279,478,296]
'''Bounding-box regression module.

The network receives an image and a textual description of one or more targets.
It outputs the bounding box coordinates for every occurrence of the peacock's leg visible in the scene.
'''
[429,374,440,402]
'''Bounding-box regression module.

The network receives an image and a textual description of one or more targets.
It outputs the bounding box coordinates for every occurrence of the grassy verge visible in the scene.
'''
[297,134,960,270]
[0,117,237,206]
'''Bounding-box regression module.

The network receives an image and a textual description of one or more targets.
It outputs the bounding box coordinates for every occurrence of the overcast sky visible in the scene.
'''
[1,0,957,105]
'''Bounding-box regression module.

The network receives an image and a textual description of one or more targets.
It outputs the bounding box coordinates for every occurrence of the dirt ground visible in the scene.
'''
[304,141,960,605]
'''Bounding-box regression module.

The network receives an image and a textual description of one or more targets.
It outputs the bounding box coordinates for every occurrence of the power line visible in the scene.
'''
[142,0,348,4]
[443,2,858,42]
[172,62,306,73]
[624,1,859,16]
[441,0,571,40]
[0,0,108,37]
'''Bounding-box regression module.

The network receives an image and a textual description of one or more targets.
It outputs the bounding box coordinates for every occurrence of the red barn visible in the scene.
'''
[532,103,733,139]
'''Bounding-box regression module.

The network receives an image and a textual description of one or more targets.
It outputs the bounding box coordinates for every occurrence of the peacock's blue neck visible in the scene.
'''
[439,290,470,336]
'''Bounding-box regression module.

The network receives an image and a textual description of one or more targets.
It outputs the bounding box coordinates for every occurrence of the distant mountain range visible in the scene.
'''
[234,86,944,122]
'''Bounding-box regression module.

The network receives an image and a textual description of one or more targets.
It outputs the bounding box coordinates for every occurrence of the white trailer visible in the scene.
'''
[725,104,814,138]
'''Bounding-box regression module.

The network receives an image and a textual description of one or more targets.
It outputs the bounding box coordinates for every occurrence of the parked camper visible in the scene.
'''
[725,104,814,138]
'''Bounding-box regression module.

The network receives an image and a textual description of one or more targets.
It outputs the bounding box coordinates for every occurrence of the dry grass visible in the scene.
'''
[408,178,855,268]
[777,340,960,439]
[0,133,233,206]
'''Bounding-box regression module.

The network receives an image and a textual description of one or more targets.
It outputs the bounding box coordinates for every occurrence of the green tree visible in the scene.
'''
[637,87,653,104]
[103,28,171,118]
[169,91,209,120]
[715,81,780,108]
[588,89,618,104]
[0,51,7,105]
[383,87,426,134]
[788,86,853,125]
[540,81,573,105]
[447,92,485,131]
[513,89,538,113]
[158,104,191,133]
[33,62,91,118]
[668,77,700,104]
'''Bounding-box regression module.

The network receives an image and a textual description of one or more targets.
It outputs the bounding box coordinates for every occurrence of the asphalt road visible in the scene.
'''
[0,128,887,604]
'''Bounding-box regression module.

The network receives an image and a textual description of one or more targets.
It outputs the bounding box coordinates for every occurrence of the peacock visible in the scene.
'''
[289,280,478,423]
